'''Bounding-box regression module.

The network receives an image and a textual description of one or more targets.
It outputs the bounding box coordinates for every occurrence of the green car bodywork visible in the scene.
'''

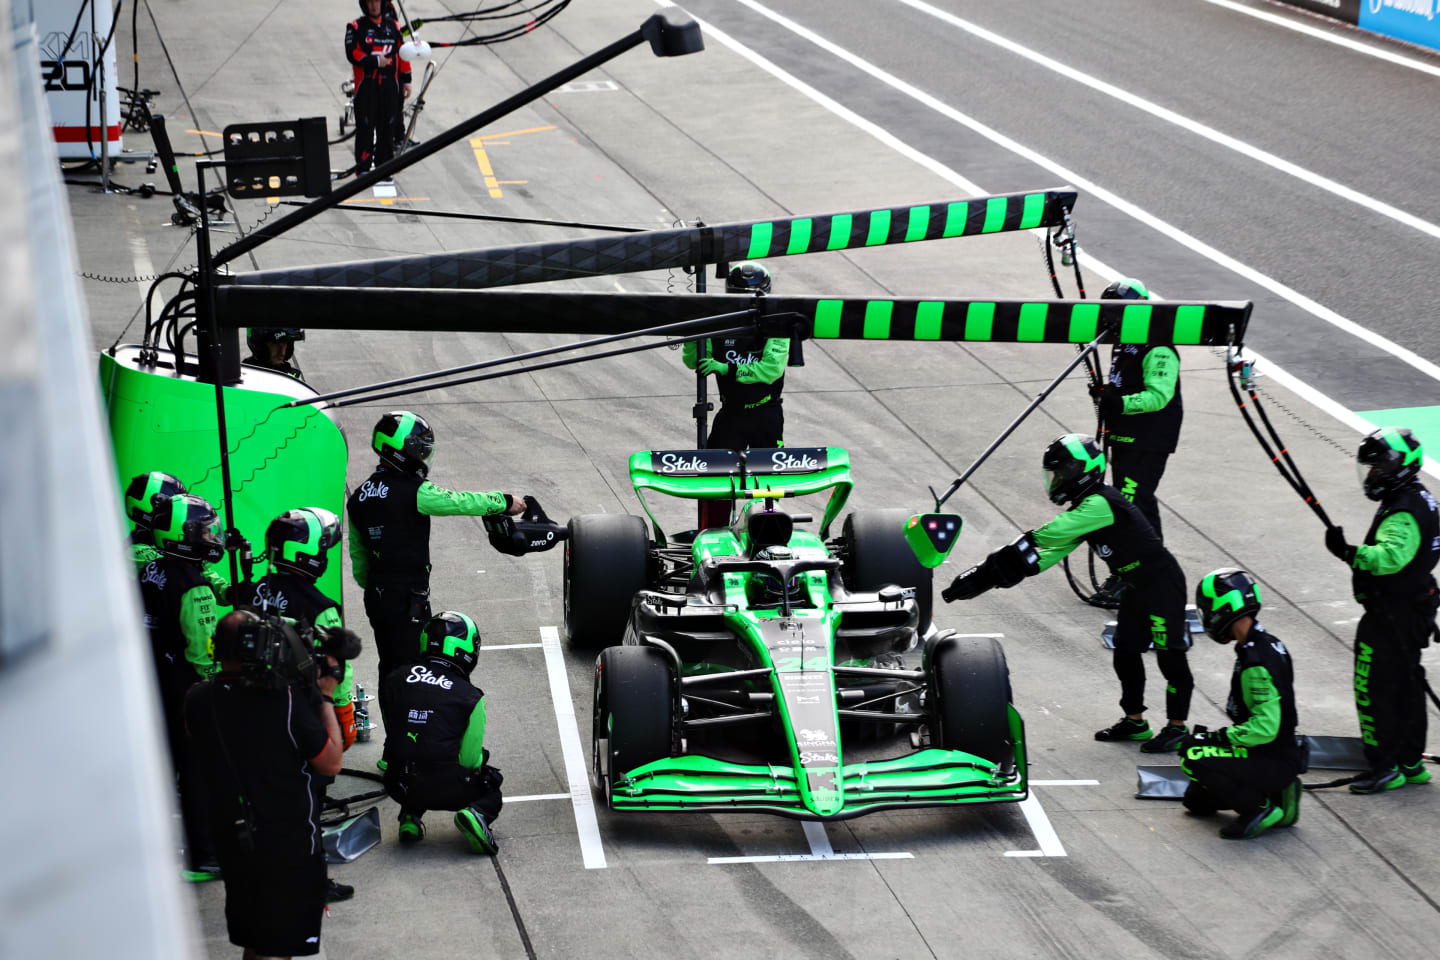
[583,446,1026,820]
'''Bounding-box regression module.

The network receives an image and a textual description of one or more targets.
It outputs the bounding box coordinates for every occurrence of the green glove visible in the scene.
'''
[697,358,733,378]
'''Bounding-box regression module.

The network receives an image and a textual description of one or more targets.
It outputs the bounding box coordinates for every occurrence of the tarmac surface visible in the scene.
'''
[71,1,1440,957]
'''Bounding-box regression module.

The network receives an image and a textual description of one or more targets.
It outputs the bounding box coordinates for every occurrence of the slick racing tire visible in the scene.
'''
[592,645,675,800]
[927,634,1013,768]
[844,508,934,632]
[565,514,648,648]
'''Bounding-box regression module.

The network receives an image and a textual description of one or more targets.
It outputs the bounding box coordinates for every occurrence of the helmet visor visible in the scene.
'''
[1042,466,1062,499]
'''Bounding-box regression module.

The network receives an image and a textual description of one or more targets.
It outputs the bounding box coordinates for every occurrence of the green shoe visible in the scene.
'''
[1400,761,1432,785]
[376,758,388,773]
[1349,767,1405,794]
[1274,777,1302,827]
[454,807,498,855]
[1095,717,1152,742]
[398,814,425,843]
[1220,801,1284,840]
[182,864,222,883]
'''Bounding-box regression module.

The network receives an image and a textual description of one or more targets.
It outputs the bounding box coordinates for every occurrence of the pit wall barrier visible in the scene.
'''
[1275,0,1440,54]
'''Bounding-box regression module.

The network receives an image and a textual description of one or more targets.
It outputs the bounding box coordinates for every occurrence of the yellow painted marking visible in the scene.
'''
[185,128,222,136]
[495,180,528,185]
[341,197,431,204]
[267,196,280,205]
[477,125,556,140]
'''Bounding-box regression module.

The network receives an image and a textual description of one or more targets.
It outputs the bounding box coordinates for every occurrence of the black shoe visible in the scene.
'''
[1095,717,1152,742]
[326,878,355,903]
[1349,767,1405,794]
[1219,801,1284,840]
[1089,575,1124,610]
[1140,723,1188,754]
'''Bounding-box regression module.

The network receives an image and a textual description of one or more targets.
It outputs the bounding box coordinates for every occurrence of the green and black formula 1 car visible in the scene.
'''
[563,445,1026,820]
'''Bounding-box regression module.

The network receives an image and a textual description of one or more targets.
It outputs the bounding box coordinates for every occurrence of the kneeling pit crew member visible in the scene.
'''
[381,611,504,854]
[1182,568,1303,840]
[940,434,1194,754]
[347,410,528,713]
[185,610,343,958]
[138,492,224,881]
[1324,426,1438,794]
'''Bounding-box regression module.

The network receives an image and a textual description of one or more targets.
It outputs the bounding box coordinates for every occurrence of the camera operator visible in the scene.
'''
[243,507,359,903]
[185,609,350,960]
[381,611,504,853]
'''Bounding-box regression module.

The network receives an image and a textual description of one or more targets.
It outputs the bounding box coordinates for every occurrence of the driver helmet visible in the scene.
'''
[1357,426,1423,501]
[1100,278,1150,301]
[372,410,436,479]
[153,493,225,565]
[420,610,481,675]
[1195,568,1262,643]
[725,261,772,295]
[1041,433,1106,505]
[265,507,341,580]
[748,544,804,608]
[125,471,187,532]
[246,327,304,362]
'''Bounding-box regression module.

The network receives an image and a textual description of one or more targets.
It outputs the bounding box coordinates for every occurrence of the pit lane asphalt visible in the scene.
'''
[73,1,1440,957]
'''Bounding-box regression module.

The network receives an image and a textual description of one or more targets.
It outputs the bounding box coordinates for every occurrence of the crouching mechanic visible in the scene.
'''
[380,611,504,854]
[347,411,528,712]
[1182,568,1303,840]
[1325,426,1438,793]
[941,434,1194,753]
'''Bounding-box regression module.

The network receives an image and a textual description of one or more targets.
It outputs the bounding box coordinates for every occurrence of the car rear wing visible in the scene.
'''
[629,446,854,539]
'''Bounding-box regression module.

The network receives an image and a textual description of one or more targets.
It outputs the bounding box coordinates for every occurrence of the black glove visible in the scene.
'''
[942,564,994,603]
[1093,384,1123,420]
[1325,525,1356,565]
[1179,727,1228,753]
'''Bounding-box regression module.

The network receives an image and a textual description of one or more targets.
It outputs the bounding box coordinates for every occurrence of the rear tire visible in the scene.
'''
[565,514,648,647]
[592,646,675,799]
[928,634,1013,767]
[845,508,934,632]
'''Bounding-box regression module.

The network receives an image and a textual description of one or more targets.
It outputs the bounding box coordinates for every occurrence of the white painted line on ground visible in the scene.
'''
[128,235,155,307]
[482,642,543,651]
[539,625,606,869]
[890,0,1440,242]
[505,793,571,803]
[707,820,915,864]
[1201,0,1440,78]
[683,0,1440,480]
[954,633,1005,638]
[1029,779,1099,787]
[1006,791,1067,858]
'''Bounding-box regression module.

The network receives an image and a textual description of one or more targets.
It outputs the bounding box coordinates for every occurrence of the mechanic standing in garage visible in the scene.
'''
[1183,568,1303,840]
[346,410,529,715]
[1324,426,1437,794]
[380,610,504,852]
[941,434,1195,754]
[1088,278,1181,540]
[345,0,411,175]
[684,261,791,528]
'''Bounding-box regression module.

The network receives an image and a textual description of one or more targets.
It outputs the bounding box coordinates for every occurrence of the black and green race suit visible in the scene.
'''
[683,332,789,450]
[1104,343,1182,537]
[1032,484,1192,720]
[1344,481,1439,770]
[1181,624,1301,814]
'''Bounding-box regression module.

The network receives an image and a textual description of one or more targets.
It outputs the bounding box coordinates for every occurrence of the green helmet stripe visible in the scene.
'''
[127,472,166,517]
[1380,427,1422,466]
[282,511,322,564]
[375,412,417,454]
[1061,434,1105,474]
[424,612,479,658]
[155,498,190,546]
[1200,573,1244,613]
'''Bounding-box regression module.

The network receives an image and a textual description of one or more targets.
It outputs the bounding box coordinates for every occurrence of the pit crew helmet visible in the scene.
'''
[246,327,304,361]
[1041,433,1106,505]
[372,410,435,479]
[1357,426,1424,501]
[1195,567,1262,643]
[725,261,772,295]
[421,610,481,675]
[1100,278,1150,301]
[125,471,187,532]
[266,507,341,580]
[152,493,225,565]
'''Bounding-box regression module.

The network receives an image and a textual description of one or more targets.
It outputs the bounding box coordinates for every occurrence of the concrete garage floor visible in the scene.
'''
[71,1,1439,958]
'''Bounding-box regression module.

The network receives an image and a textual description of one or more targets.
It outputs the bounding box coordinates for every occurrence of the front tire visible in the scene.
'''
[592,646,675,800]
[927,634,1013,767]
[564,514,648,647]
